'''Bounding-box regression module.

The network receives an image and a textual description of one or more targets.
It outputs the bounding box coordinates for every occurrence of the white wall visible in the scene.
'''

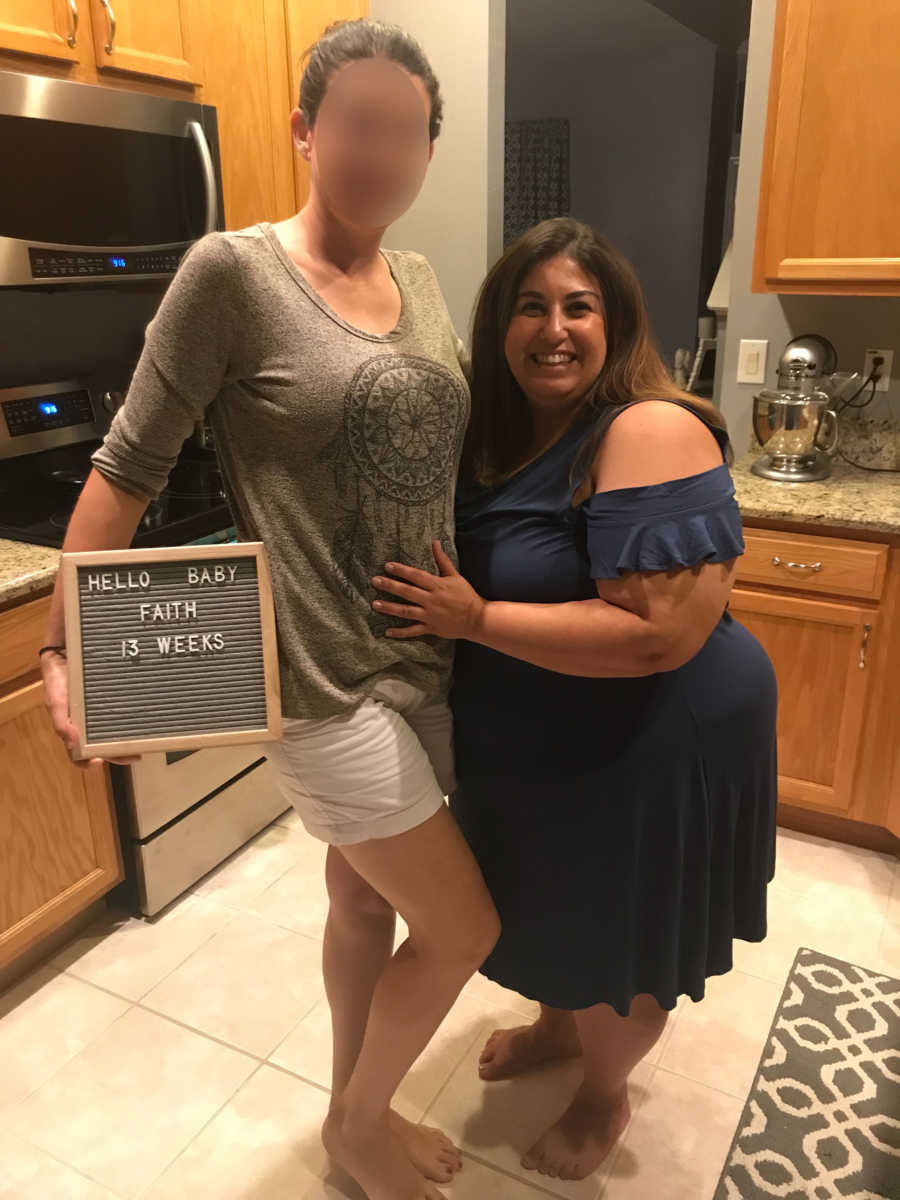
[720,0,900,451]
[370,0,506,339]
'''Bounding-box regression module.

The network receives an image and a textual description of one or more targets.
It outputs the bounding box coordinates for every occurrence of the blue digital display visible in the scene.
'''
[109,256,127,270]
[39,402,59,416]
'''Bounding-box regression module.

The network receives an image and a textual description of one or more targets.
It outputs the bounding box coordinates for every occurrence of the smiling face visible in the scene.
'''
[504,254,608,417]
[294,57,434,231]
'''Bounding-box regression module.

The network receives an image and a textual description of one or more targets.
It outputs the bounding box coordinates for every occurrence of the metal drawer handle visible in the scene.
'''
[772,555,823,573]
[66,0,79,47]
[859,623,872,670]
[100,0,116,54]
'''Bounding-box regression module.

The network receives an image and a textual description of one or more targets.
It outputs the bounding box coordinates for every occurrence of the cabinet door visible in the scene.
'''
[729,589,876,814]
[0,0,84,63]
[284,0,369,209]
[0,679,123,969]
[754,0,900,294]
[191,0,296,228]
[89,0,200,84]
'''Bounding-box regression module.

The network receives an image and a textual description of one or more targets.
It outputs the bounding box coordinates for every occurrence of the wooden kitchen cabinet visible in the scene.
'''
[0,0,84,65]
[192,0,296,229]
[729,588,875,815]
[0,595,123,971]
[0,0,201,85]
[754,0,900,294]
[733,526,900,841]
[88,0,201,85]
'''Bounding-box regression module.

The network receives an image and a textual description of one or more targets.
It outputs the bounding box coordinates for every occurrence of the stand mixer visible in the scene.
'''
[751,335,859,482]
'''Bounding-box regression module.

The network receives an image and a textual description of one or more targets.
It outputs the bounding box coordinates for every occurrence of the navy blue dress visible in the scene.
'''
[450,402,778,1015]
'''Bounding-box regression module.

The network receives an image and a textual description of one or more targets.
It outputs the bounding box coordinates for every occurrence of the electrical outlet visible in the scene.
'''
[737,339,768,384]
[863,347,893,392]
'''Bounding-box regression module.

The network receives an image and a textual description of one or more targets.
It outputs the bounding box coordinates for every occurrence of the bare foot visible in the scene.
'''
[479,1020,581,1081]
[390,1111,462,1184]
[522,1086,631,1181]
[323,1108,446,1200]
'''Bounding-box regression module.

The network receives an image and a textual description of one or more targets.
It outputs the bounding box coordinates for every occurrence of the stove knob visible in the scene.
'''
[102,391,123,414]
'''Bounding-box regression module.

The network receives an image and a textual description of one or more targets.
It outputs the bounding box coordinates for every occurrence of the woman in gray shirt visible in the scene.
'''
[41,20,498,1200]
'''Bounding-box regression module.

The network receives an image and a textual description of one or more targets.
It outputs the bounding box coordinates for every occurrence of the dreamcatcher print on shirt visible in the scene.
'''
[318,353,468,635]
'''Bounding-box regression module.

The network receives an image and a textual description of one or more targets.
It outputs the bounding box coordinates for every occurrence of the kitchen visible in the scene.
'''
[1,2,899,1199]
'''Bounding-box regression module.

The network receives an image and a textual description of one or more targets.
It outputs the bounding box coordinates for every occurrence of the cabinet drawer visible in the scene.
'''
[0,596,50,691]
[737,530,888,600]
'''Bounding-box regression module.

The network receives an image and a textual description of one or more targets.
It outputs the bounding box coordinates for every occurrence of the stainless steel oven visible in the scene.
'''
[115,743,287,917]
[0,69,223,287]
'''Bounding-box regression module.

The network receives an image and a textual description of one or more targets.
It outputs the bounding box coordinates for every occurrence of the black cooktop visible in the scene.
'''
[0,442,233,549]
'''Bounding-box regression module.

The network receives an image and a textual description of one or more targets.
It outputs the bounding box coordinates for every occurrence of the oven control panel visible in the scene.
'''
[29,248,184,279]
[0,381,99,459]
[3,388,93,438]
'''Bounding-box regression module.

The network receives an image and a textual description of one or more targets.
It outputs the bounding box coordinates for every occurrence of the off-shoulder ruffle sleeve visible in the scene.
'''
[581,464,744,580]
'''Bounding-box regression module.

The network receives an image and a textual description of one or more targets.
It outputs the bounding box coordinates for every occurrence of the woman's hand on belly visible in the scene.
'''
[372,540,486,640]
[373,538,734,679]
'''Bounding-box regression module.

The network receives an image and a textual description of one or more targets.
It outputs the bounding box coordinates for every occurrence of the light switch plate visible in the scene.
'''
[737,339,768,384]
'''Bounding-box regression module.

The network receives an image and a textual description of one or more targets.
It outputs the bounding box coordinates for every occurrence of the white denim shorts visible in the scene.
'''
[264,677,456,846]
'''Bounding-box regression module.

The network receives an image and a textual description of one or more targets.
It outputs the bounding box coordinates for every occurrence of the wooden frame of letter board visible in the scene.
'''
[62,542,282,759]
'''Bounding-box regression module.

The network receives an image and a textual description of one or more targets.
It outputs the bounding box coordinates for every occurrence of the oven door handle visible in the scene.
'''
[186,120,217,237]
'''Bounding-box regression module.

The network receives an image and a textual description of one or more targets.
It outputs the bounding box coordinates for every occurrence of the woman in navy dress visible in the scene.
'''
[370,218,777,1183]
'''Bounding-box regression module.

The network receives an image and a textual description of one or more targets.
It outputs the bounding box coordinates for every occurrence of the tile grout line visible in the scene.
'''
[598,1061,659,1200]
[652,1063,750,1105]
[129,897,244,998]
[728,963,797,987]
[53,907,327,1056]
[873,860,900,967]
[456,1147,589,1200]
[133,1058,269,1200]
[186,888,329,944]
[53,900,242,1006]
[417,1006,520,1125]
[411,1014,494,1125]
[188,824,316,910]
[264,989,327,1068]
[259,1054,333,1097]
[1,997,138,1122]
[133,986,327,1066]
[651,996,686,1059]
[7,1126,130,1200]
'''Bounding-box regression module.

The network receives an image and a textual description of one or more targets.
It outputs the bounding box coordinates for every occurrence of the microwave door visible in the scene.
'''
[0,74,222,286]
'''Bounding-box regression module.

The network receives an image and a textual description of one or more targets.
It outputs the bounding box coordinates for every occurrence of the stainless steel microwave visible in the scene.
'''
[0,70,224,287]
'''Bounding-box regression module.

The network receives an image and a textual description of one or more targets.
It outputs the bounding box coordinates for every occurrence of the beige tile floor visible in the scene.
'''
[1,816,897,1200]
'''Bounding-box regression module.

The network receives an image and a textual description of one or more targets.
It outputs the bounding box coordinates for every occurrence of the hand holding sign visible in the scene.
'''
[40,649,140,768]
[62,543,281,759]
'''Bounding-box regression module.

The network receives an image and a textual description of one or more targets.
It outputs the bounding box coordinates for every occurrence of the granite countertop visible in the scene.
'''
[732,452,899,536]
[0,539,60,608]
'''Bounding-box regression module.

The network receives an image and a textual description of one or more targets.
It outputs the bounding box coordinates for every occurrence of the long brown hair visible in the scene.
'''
[462,217,728,486]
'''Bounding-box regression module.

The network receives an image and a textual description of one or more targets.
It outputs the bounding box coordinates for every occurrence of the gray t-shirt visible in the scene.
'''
[92,223,470,719]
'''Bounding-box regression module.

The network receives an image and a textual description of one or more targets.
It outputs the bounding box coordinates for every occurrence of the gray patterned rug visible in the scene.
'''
[715,948,900,1200]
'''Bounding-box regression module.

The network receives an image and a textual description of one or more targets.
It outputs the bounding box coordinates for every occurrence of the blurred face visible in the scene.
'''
[294,57,433,230]
[504,254,608,414]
